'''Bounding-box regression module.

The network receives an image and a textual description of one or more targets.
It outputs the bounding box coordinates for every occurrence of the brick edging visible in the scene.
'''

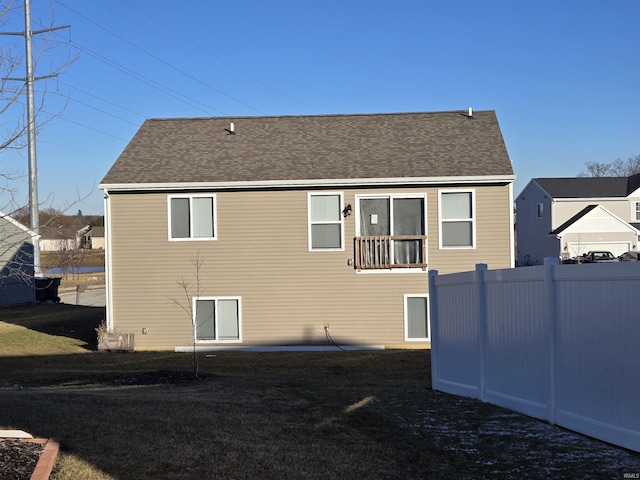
[18,438,60,480]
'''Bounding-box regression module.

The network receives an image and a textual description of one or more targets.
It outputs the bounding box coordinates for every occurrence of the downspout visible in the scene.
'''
[509,182,515,268]
[103,189,113,331]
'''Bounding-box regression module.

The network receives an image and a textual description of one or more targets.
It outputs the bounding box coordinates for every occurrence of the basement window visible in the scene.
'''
[405,294,429,341]
[194,297,241,342]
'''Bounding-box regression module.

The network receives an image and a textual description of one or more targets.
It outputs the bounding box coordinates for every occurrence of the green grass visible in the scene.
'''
[1,304,639,479]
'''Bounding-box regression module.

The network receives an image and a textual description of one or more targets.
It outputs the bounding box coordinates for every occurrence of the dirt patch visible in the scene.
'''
[6,370,209,389]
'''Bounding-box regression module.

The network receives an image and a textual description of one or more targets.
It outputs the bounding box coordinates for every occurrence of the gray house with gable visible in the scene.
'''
[516,175,640,265]
[0,211,37,307]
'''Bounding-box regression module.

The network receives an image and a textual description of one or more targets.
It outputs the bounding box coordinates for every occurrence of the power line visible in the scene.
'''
[118,0,313,112]
[12,96,130,141]
[58,38,225,116]
[57,80,148,120]
[63,96,140,127]
[56,0,268,115]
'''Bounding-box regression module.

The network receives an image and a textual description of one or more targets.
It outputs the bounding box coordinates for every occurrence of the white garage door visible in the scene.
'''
[568,242,631,257]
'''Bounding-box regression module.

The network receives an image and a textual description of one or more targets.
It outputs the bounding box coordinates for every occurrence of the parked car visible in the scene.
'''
[618,251,640,262]
[582,251,618,263]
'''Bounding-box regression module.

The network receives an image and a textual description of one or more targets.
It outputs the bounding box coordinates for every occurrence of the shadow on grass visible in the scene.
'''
[0,348,639,479]
[0,303,105,351]
[1,305,639,479]
[0,349,434,480]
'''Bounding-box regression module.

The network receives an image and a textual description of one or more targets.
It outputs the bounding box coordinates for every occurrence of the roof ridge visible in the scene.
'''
[143,109,496,123]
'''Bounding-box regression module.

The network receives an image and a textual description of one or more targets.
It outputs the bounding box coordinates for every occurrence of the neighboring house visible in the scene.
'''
[86,226,105,250]
[40,224,99,251]
[39,225,80,251]
[516,176,640,265]
[0,211,37,307]
[99,110,515,351]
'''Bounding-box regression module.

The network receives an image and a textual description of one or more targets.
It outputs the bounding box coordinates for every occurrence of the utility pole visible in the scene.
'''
[1,0,69,274]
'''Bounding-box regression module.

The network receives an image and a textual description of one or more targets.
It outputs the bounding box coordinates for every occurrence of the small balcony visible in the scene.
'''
[355,235,427,271]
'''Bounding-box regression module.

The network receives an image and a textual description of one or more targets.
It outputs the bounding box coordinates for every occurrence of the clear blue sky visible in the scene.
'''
[1,0,639,215]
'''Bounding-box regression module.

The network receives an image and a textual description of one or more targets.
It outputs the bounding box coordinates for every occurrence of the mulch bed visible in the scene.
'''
[0,439,44,480]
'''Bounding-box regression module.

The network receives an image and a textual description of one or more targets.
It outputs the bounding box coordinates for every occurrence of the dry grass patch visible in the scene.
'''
[0,304,639,479]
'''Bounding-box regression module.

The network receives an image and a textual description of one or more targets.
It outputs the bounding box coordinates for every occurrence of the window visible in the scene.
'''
[439,190,475,248]
[537,203,544,218]
[308,193,344,251]
[635,202,640,221]
[194,297,241,342]
[169,195,216,240]
[405,295,429,341]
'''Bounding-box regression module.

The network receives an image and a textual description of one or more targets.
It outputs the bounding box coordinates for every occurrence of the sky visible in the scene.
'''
[1,0,639,215]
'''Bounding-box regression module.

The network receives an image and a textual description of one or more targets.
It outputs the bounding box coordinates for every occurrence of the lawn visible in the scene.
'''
[0,304,639,479]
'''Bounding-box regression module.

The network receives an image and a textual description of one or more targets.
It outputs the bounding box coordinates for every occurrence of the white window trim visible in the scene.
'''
[167,194,217,241]
[307,191,345,252]
[438,189,476,250]
[354,193,428,273]
[192,296,242,343]
[404,294,430,341]
[634,201,640,222]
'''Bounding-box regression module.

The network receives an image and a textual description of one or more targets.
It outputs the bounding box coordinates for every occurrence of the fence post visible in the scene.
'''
[476,263,488,401]
[544,257,560,424]
[428,269,439,391]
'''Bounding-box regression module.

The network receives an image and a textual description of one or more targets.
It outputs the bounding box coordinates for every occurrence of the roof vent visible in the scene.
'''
[225,122,235,135]
[467,107,473,117]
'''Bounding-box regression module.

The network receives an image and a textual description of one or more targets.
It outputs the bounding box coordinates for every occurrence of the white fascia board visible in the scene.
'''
[553,197,627,203]
[99,175,515,192]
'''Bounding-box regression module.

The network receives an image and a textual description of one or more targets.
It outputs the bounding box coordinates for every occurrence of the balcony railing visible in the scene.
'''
[355,235,427,271]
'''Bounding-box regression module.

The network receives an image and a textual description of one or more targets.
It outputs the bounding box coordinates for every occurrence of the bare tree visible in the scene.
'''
[0,1,80,293]
[578,155,640,177]
[1,0,78,156]
[577,161,613,178]
[168,254,205,379]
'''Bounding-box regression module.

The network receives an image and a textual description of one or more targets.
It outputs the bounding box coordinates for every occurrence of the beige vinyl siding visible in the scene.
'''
[109,190,427,349]
[107,183,512,349]
[552,199,629,229]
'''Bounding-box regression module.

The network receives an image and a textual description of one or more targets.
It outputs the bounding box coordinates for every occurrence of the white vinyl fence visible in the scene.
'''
[429,258,640,453]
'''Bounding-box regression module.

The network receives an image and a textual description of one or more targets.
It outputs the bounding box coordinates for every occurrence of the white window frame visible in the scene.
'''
[404,294,430,341]
[438,189,476,249]
[168,194,217,241]
[307,192,345,252]
[192,296,242,343]
[634,201,640,222]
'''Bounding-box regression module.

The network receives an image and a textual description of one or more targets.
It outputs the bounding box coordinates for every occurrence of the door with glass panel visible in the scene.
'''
[356,196,426,270]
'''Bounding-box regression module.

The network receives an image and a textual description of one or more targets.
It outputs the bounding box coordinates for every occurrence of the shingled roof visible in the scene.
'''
[534,174,640,199]
[100,110,514,188]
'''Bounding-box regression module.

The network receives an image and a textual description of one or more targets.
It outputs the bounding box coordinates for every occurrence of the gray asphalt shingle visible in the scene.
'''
[101,110,513,186]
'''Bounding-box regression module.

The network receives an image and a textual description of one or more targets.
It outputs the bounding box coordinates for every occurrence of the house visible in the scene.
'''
[516,176,640,265]
[39,225,80,251]
[87,226,105,250]
[0,211,37,307]
[99,110,515,351]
